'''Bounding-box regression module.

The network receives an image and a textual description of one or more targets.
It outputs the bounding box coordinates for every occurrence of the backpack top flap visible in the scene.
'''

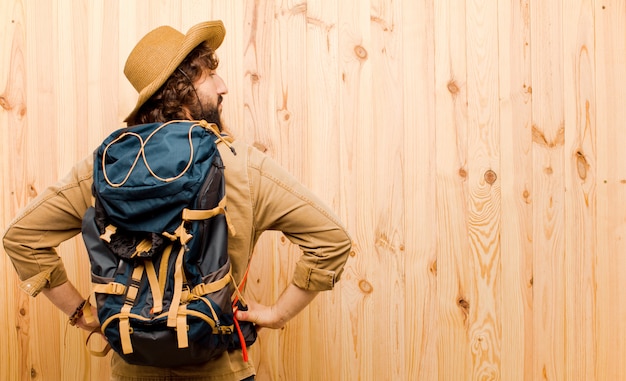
[93,121,219,234]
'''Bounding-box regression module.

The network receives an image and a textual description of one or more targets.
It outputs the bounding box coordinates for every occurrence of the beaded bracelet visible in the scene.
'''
[69,299,87,326]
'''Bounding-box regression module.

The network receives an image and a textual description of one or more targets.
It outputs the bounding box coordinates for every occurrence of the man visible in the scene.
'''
[3,20,351,381]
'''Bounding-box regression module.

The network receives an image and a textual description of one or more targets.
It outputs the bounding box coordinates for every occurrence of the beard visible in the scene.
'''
[198,95,223,131]
[200,105,222,131]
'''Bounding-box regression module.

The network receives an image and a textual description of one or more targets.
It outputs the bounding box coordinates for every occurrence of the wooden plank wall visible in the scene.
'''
[1,0,624,380]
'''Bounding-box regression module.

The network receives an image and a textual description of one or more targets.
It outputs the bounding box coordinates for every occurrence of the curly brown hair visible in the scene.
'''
[128,43,219,126]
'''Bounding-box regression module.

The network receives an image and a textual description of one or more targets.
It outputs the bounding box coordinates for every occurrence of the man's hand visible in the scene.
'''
[42,281,101,333]
[235,300,286,330]
[76,305,101,332]
[234,283,319,330]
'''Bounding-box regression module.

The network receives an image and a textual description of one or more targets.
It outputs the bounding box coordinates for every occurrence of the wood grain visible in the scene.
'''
[498,0,534,380]
[563,1,597,380]
[401,0,438,380]
[305,1,343,380]
[2,3,29,381]
[434,0,472,380]
[1,1,626,380]
[530,1,567,380]
[466,0,502,378]
[595,1,626,380]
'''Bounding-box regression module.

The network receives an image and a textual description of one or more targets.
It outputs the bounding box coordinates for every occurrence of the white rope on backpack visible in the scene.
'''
[102,120,219,187]
[101,131,144,187]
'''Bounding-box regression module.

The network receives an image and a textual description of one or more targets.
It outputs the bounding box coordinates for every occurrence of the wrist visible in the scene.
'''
[270,305,289,328]
[68,299,87,326]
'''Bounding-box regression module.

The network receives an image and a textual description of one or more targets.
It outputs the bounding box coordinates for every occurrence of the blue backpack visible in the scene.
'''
[82,120,256,367]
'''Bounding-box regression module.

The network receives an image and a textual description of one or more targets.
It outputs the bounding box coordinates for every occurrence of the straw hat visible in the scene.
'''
[123,20,226,123]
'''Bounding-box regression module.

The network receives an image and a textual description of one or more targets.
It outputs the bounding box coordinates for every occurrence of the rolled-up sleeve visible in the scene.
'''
[3,156,94,296]
[249,150,352,291]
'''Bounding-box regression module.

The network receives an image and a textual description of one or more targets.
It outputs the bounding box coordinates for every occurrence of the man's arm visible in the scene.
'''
[235,283,319,329]
[42,281,100,331]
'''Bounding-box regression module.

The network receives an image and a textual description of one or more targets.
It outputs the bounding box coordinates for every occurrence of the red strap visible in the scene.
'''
[232,257,254,362]
[233,315,249,362]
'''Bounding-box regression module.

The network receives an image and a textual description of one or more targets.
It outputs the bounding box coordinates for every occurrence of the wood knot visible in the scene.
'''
[458,168,467,178]
[576,151,588,180]
[277,109,291,121]
[458,298,470,311]
[28,184,38,198]
[250,73,260,83]
[447,80,460,95]
[484,169,497,185]
[19,105,27,118]
[430,260,437,276]
[358,279,373,294]
[354,45,368,60]
[0,95,12,111]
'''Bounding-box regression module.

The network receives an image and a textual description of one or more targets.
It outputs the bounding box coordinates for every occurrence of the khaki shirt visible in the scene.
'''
[3,139,352,380]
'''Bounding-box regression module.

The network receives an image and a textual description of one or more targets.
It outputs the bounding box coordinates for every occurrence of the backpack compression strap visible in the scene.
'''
[166,238,188,332]
[181,196,236,236]
[120,263,146,354]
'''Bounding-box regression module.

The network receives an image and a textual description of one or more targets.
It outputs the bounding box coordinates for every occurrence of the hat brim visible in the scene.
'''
[124,21,225,123]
